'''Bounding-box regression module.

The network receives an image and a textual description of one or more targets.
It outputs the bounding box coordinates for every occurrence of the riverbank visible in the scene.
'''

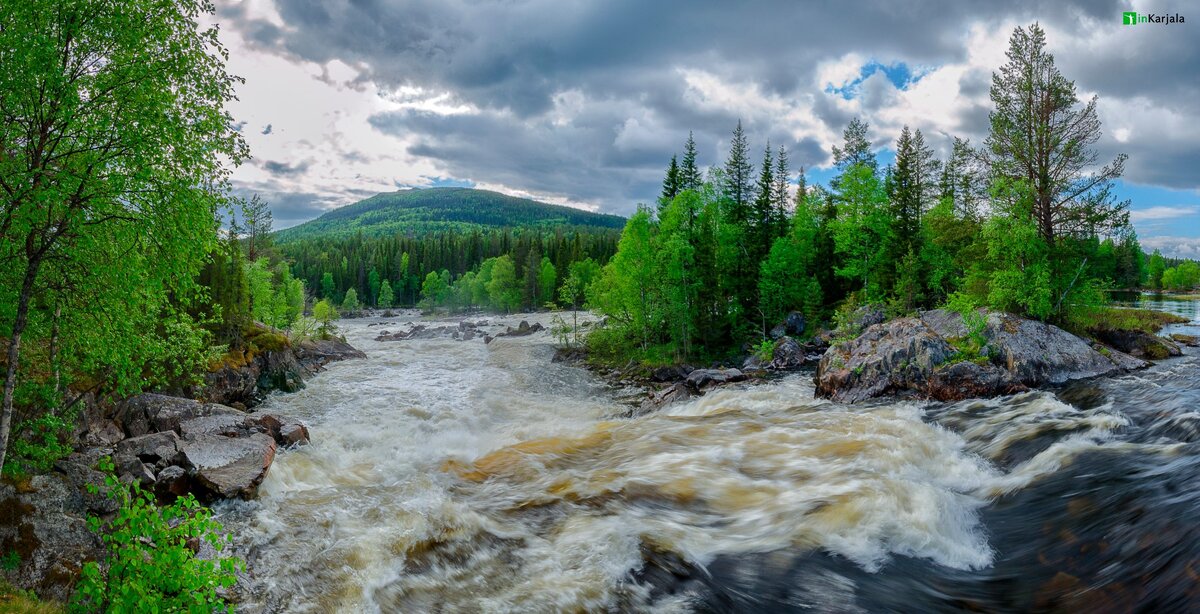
[0,331,366,604]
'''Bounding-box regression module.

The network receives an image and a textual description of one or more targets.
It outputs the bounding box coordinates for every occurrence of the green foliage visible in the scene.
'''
[945,293,989,359]
[341,288,361,313]
[312,299,339,338]
[4,411,75,477]
[831,164,892,300]
[1147,250,1166,290]
[273,187,626,242]
[486,256,521,312]
[72,458,241,613]
[1,578,62,614]
[1162,261,1200,291]
[752,339,778,363]
[1,550,19,571]
[378,280,395,308]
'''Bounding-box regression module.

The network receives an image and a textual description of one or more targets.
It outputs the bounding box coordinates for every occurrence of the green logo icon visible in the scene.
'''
[1123,11,1138,25]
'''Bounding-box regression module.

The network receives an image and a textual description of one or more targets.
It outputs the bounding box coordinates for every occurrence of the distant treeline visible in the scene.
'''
[277,228,620,310]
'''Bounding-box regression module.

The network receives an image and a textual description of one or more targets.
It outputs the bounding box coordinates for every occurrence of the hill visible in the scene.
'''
[273,187,627,241]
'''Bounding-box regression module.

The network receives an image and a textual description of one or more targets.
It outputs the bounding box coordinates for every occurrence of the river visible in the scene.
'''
[220,299,1200,613]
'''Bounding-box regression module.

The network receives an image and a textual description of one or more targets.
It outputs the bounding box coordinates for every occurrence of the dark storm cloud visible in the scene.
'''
[260,159,312,176]
[225,0,1198,212]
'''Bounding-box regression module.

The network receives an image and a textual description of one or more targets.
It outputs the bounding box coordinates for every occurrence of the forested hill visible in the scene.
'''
[274,187,627,241]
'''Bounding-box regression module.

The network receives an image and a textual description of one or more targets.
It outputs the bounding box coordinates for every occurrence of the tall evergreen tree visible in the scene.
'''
[772,144,791,236]
[660,155,682,206]
[832,117,877,173]
[986,23,1128,246]
[680,132,703,191]
[722,120,755,224]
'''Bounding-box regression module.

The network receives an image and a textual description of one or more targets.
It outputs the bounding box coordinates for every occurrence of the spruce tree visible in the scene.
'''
[722,120,755,224]
[772,144,790,236]
[832,117,876,173]
[680,132,703,191]
[660,155,681,206]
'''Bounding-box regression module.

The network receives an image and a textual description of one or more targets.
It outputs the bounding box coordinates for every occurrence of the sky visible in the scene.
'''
[211,0,1200,258]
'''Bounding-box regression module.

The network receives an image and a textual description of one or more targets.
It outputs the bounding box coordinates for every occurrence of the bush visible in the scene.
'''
[72,458,241,613]
[752,339,777,362]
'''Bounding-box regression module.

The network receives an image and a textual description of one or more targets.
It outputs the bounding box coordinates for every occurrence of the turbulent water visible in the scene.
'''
[222,300,1200,613]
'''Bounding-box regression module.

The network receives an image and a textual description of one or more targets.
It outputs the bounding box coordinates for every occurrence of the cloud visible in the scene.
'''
[1141,236,1200,259]
[211,0,1200,240]
[1130,206,1199,222]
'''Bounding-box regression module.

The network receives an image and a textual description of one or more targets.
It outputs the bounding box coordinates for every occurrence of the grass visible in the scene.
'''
[0,580,63,614]
[1073,306,1188,334]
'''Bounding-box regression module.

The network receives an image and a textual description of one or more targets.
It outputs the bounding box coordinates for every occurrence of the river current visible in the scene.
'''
[221,299,1200,613]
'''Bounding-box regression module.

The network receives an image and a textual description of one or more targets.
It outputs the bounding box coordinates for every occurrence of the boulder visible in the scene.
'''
[816,309,1149,403]
[1092,328,1182,360]
[0,476,103,602]
[181,433,277,500]
[279,423,310,446]
[497,321,546,339]
[114,431,185,469]
[650,365,693,382]
[114,394,244,438]
[153,465,192,501]
[816,317,955,403]
[637,382,694,414]
[769,337,806,370]
[294,338,366,374]
[685,368,747,391]
[770,312,807,340]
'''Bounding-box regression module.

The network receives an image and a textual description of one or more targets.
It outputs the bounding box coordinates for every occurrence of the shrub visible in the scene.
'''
[752,339,777,362]
[71,458,241,613]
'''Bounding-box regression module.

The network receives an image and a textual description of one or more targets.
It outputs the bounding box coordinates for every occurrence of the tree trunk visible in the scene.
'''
[0,262,39,474]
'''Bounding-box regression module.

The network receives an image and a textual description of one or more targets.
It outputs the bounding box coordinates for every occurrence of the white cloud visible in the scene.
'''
[1141,236,1200,259]
[1130,206,1199,221]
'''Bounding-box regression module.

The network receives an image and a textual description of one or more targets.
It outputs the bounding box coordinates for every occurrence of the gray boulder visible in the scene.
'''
[115,393,244,438]
[115,431,185,469]
[1092,328,1182,360]
[769,337,806,370]
[181,433,277,499]
[685,368,747,390]
[770,312,807,340]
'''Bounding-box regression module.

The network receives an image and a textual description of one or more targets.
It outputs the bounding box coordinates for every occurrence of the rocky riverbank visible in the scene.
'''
[0,335,365,602]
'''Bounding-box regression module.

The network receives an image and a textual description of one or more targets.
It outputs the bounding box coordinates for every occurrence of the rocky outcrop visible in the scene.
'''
[203,336,365,409]
[109,394,309,500]
[1092,328,1183,360]
[816,309,1149,403]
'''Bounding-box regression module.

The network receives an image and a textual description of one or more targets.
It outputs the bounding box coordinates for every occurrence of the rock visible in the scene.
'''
[0,476,104,602]
[53,453,118,515]
[768,337,805,370]
[816,309,1150,403]
[259,349,306,393]
[181,433,277,500]
[494,321,546,339]
[685,368,746,391]
[279,423,310,446]
[650,365,693,382]
[742,355,766,372]
[1093,328,1182,360]
[926,361,1027,401]
[638,382,694,413]
[115,393,244,438]
[83,418,124,447]
[462,329,476,341]
[816,317,955,403]
[153,465,191,501]
[484,334,495,344]
[115,431,185,468]
[1170,333,1199,347]
[770,312,807,340]
[294,338,366,375]
[179,413,250,439]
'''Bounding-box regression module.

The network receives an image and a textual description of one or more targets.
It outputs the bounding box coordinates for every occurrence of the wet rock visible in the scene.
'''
[114,393,244,438]
[279,423,310,446]
[651,364,694,382]
[181,433,277,500]
[496,321,546,339]
[179,413,250,439]
[926,361,1027,401]
[484,334,495,344]
[462,329,476,341]
[1093,329,1182,360]
[639,382,694,412]
[816,309,1149,403]
[685,368,746,391]
[769,337,805,370]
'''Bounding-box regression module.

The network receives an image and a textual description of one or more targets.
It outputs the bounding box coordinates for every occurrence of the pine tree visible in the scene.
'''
[832,117,876,173]
[722,120,755,224]
[987,23,1128,245]
[242,194,273,262]
[772,144,790,236]
[660,155,681,206]
[680,132,703,191]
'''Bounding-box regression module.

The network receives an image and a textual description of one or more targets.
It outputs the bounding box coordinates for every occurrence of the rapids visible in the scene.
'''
[221,301,1200,613]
